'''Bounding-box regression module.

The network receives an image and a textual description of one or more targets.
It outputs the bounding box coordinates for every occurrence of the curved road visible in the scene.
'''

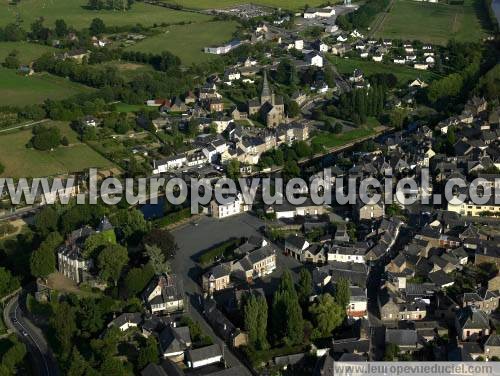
[3,293,59,376]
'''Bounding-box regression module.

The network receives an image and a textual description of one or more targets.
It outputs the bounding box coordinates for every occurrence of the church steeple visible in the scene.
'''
[260,70,273,105]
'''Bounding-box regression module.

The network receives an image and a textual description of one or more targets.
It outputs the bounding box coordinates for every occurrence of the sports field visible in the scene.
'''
[126,20,240,65]
[0,42,56,65]
[0,121,115,178]
[165,0,326,11]
[0,0,210,30]
[372,0,487,45]
[328,55,439,84]
[0,67,93,106]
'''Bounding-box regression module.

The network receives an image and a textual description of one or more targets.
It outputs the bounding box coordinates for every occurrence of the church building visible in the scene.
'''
[248,71,286,128]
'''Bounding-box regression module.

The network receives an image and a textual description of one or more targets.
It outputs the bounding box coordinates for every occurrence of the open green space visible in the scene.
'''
[0,0,210,30]
[164,0,327,11]
[0,121,115,178]
[327,55,439,84]
[126,20,239,65]
[0,42,56,65]
[311,119,379,149]
[0,67,93,106]
[372,0,488,44]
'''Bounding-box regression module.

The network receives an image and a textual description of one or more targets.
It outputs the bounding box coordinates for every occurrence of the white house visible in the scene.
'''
[337,35,348,42]
[372,54,383,62]
[210,193,245,219]
[393,57,406,64]
[153,154,187,174]
[304,6,335,18]
[327,246,366,264]
[306,53,323,67]
[414,63,429,70]
[346,286,368,319]
[409,78,428,88]
[326,25,339,33]
[294,39,304,50]
[108,313,142,332]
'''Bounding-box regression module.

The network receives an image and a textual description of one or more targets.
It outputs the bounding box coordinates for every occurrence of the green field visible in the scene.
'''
[372,0,487,45]
[0,0,210,30]
[0,121,115,178]
[311,121,379,149]
[0,67,93,106]
[126,20,239,65]
[165,0,327,11]
[0,42,56,65]
[328,55,439,84]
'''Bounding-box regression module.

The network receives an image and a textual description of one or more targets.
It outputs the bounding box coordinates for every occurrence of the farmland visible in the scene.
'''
[0,121,115,178]
[163,0,326,11]
[372,0,487,45]
[126,20,240,65]
[0,0,210,30]
[0,42,56,65]
[327,55,440,85]
[0,67,93,106]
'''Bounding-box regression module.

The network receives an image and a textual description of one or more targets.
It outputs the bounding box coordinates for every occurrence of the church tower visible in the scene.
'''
[260,70,274,105]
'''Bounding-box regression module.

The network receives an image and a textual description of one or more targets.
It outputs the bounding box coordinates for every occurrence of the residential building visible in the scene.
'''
[142,274,185,315]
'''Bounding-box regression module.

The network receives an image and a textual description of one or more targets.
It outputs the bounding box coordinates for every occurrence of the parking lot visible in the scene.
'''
[171,212,302,297]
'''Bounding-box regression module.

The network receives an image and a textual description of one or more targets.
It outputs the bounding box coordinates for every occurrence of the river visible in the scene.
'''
[493,0,500,27]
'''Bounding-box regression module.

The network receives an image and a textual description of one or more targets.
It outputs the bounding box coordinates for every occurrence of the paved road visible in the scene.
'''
[0,119,49,133]
[171,213,302,375]
[3,294,59,376]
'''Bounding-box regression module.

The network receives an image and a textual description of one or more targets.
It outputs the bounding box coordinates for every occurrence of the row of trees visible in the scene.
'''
[87,0,134,11]
[243,270,351,354]
[336,85,386,124]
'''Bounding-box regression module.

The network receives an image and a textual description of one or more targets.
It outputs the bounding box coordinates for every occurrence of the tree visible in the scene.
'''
[389,108,407,130]
[384,343,400,360]
[34,206,59,236]
[31,126,61,151]
[97,244,128,285]
[123,264,155,297]
[309,293,344,339]
[137,336,159,369]
[244,294,269,351]
[30,232,62,278]
[89,18,106,36]
[99,357,129,376]
[332,122,343,134]
[55,19,68,37]
[1,335,27,374]
[335,277,350,309]
[145,244,170,275]
[67,347,90,376]
[296,268,312,307]
[52,302,77,359]
[142,228,177,260]
[112,208,149,244]
[83,231,117,259]
[272,271,304,346]
[226,159,240,180]
[283,160,300,179]
[3,50,19,69]
[0,161,4,175]
[0,267,19,298]
[287,101,300,118]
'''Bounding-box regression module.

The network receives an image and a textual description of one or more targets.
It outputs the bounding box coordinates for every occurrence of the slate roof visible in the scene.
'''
[456,307,490,330]
[485,334,500,347]
[187,344,222,363]
[159,326,191,354]
[385,329,418,347]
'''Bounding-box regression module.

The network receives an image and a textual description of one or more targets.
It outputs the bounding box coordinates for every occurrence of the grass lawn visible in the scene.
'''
[126,20,239,65]
[0,121,115,178]
[0,42,55,65]
[0,67,93,106]
[327,55,439,85]
[311,118,380,149]
[100,61,155,82]
[0,0,210,30]
[165,0,327,11]
[113,102,146,112]
[372,0,488,45]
